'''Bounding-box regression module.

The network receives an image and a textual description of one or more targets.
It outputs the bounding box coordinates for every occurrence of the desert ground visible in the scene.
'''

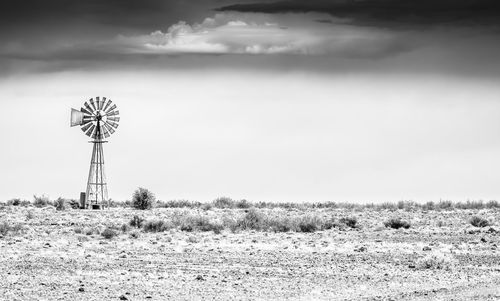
[0,204,499,301]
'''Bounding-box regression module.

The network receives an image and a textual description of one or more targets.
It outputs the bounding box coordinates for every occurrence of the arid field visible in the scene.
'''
[0,201,499,300]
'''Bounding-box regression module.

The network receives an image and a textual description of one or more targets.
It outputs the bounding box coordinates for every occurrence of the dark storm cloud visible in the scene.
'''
[0,0,213,30]
[218,0,500,27]
[1,0,500,78]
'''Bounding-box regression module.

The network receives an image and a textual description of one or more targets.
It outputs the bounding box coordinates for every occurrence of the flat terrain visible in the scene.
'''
[0,206,499,300]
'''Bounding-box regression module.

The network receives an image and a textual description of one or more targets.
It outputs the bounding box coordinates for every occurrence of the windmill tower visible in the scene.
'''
[70,97,120,209]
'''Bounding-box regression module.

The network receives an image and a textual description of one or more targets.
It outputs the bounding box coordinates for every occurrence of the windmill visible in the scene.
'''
[70,97,120,209]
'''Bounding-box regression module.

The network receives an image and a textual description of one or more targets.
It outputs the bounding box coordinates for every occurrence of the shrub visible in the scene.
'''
[384,218,411,229]
[339,217,358,228]
[266,216,294,232]
[26,211,35,220]
[157,199,197,208]
[108,199,127,208]
[237,208,265,230]
[397,200,407,210]
[69,199,81,209]
[20,200,31,207]
[486,200,500,208]
[213,197,235,209]
[222,217,240,233]
[187,236,200,243]
[129,231,140,239]
[120,224,130,232]
[470,216,490,228]
[7,198,21,206]
[235,199,252,209]
[0,222,10,236]
[422,201,435,211]
[33,195,51,207]
[201,203,213,211]
[143,220,172,232]
[456,200,485,210]
[437,200,453,210]
[129,215,145,228]
[132,187,155,210]
[101,228,118,239]
[0,222,23,236]
[416,252,457,270]
[54,197,68,211]
[378,202,397,211]
[323,218,341,230]
[177,215,223,233]
[297,216,321,233]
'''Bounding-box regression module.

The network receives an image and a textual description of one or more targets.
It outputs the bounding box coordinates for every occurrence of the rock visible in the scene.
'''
[78,287,85,292]
[480,237,487,243]
[354,246,367,252]
[119,295,128,300]
[487,227,497,234]
[423,246,432,251]
[195,275,205,281]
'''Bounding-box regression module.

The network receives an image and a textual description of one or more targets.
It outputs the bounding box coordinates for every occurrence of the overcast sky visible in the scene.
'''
[1,0,500,203]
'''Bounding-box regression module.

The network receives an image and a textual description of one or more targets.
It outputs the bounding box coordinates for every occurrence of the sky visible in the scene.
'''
[1,0,500,203]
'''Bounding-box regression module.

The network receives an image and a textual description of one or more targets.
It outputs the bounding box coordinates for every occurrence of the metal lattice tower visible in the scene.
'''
[70,97,120,209]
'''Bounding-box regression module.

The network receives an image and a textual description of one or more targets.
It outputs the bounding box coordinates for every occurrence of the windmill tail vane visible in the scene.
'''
[70,97,120,209]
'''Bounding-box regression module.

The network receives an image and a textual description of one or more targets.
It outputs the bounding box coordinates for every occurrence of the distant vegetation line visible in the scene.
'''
[2,195,500,211]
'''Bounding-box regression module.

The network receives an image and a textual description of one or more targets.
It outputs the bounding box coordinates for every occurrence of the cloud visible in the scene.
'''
[218,0,500,27]
[114,13,409,57]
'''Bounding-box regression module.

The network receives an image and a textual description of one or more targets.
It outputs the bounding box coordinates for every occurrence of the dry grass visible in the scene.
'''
[3,195,500,212]
[135,208,360,234]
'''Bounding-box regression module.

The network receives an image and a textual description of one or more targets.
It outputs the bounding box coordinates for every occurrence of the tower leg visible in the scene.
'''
[85,140,108,209]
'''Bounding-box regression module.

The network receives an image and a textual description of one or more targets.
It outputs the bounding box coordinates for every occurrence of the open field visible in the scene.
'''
[0,205,499,300]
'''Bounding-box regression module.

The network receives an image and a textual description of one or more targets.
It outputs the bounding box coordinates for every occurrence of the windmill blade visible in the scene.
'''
[107,120,119,129]
[103,122,115,134]
[70,108,85,127]
[105,120,119,129]
[84,102,93,114]
[106,110,120,117]
[85,124,96,137]
[91,123,101,139]
[81,107,93,116]
[100,123,110,138]
[99,98,107,111]
[100,124,110,138]
[89,98,97,112]
[107,116,120,123]
[106,104,117,113]
[100,124,106,139]
[81,122,93,133]
[103,99,112,112]
[101,97,107,110]
[96,97,101,111]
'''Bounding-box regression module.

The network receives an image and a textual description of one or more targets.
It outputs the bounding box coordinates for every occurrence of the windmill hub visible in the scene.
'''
[70,97,120,209]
